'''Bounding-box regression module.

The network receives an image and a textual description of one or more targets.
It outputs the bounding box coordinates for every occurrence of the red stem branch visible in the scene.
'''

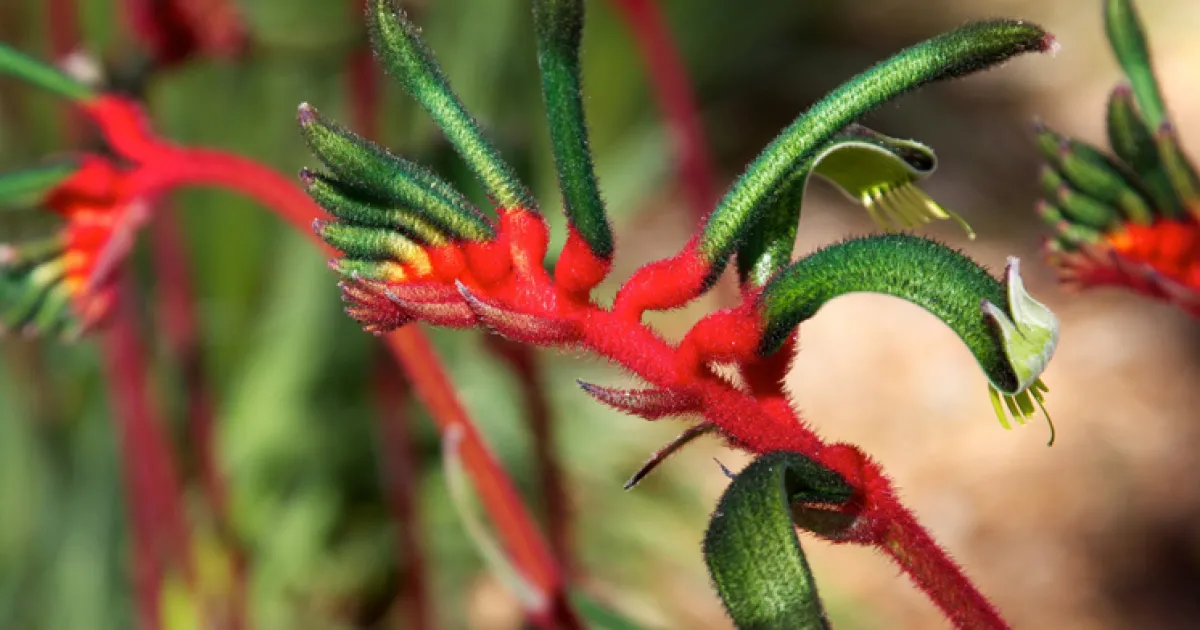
[608,0,719,219]
[101,275,194,630]
[148,209,248,630]
[372,362,435,630]
[382,332,580,630]
[485,337,573,575]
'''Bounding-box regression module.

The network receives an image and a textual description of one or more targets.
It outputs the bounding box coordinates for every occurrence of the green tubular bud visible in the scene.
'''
[1055,185,1121,231]
[701,20,1051,269]
[1104,0,1166,128]
[1056,221,1105,247]
[738,125,972,287]
[28,282,72,337]
[1035,199,1066,224]
[0,159,80,209]
[703,452,852,630]
[0,43,95,102]
[1034,124,1066,161]
[367,0,535,211]
[314,220,427,264]
[1106,86,1180,215]
[1057,139,1154,225]
[2,260,65,331]
[758,234,1059,434]
[1155,124,1200,205]
[533,0,612,258]
[298,105,495,241]
[1040,165,1065,200]
[329,259,409,283]
[301,170,447,244]
[0,235,66,269]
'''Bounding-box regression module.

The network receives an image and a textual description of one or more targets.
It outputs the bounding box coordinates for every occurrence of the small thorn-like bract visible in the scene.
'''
[577,381,700,420]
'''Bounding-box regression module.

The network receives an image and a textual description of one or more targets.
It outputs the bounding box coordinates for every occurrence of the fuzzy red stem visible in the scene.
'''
[486,337,573,574]
[372,362,435,630]
[875,495,1009,629]
[608,0,719,218]
[101,275,194,630]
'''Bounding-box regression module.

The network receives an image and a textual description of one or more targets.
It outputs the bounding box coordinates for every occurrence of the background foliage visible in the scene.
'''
[1,0,1199,628]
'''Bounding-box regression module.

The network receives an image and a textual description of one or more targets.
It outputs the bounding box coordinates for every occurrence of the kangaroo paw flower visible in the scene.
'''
[1035,0,1200,317]
[0,157,139,339]
[757,234,1059,439]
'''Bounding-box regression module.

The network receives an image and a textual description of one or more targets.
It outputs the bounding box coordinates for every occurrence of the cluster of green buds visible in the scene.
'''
[1035,0,1199,316]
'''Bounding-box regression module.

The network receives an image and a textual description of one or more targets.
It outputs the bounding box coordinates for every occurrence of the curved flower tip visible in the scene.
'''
[981,257,1059,442]
[817,126,975,239]
[1,158,136,340]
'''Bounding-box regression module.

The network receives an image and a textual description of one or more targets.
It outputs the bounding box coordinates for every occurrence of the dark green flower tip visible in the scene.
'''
[1154,122,1200,205]
[299,168,448,245]
[0,42,95,102]
[366,0,536,211]
[297,103,495,242]
[0,159,82,210]
[738,125,973,287]
[533,0,613,259]
[1105,85,1181,214]
[701,19,1053,270]
[1035,122,1154,225]
[757,234,1059,438]
[1104,0,1166,129]
[703,452,853,630]
[1060,141,1153,225]
[0,259,73,340]
[1054,184,1121,231]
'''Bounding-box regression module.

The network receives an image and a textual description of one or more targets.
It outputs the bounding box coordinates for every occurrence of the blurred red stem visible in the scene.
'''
[609,0,719,217]
[47,0,81,63]
[382,332,581,630]
[101,275,194,630]
[148,210,248,630]
[486,337,573,575]
[372,363,435,630]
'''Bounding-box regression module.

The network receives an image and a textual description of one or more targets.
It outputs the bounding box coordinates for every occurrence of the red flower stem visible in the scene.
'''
[608,0,719,218]
[101,275,195,630]
[147,209,248,630]
[47,0,81,63]
[47,0,88,151]
[108,140,577,627]
[877,495,1008,629]
[383,332,581,630]
[347,32,381,141]
[372,361,435,630]
[485,337,573,574]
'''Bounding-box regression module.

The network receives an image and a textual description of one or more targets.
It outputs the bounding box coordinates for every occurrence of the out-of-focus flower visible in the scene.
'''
[0,157,144,338]
[123,0,246,68]
[1035,0,1200,317]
